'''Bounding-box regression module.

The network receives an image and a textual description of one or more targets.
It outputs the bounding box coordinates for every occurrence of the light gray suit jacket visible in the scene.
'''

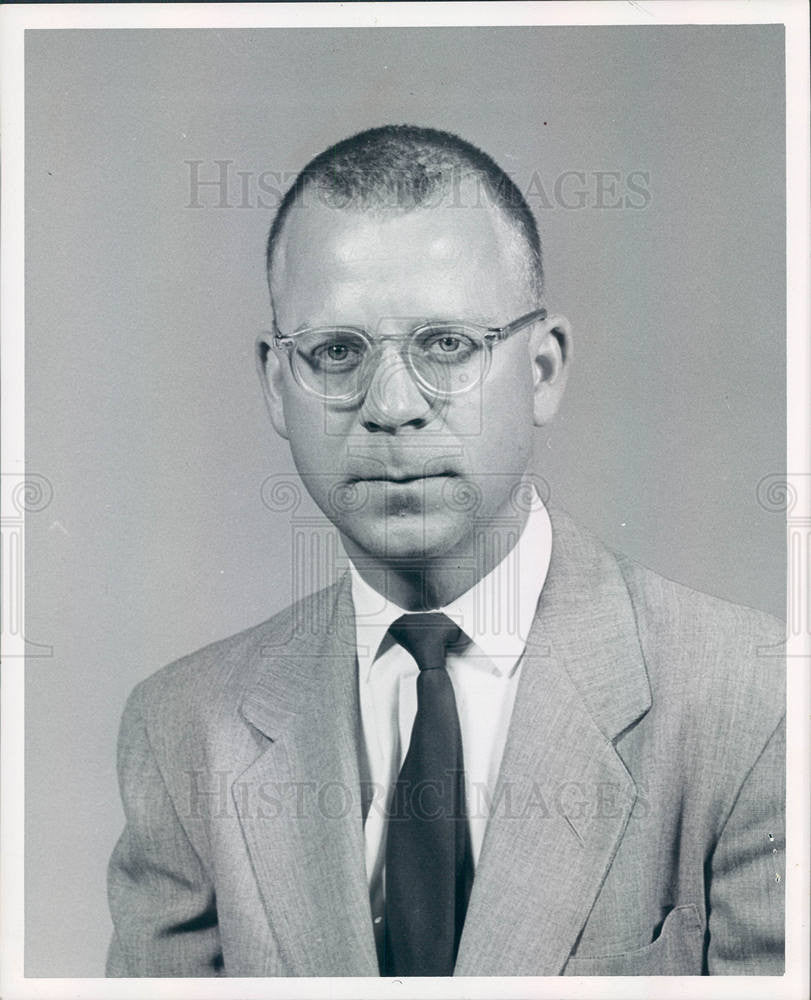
[107,509,785,976]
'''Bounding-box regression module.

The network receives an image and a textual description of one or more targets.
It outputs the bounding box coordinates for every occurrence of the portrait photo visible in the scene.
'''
[3,3,808,998]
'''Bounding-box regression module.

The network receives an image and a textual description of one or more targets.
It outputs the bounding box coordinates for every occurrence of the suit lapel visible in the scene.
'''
[234,577,378,976]
[455,509,652,976]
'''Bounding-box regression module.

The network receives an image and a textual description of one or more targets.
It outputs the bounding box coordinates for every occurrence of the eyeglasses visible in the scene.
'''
[273,308,547,402]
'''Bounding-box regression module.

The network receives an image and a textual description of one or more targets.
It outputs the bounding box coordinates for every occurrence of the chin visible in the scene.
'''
[342,512,468,563]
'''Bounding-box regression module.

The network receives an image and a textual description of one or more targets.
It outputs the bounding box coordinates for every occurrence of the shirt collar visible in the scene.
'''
[349,490,552,682]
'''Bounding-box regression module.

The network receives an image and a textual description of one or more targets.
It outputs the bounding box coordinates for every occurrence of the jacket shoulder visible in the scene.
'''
[615,552,785,736]
[616,552,784,659]
[122,581,342,733]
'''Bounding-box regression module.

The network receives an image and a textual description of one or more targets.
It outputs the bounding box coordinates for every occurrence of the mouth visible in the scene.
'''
[349,472,456,485]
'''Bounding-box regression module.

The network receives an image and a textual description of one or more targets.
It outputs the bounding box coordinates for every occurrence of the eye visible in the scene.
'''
[304,333,366,371]
[311,342,362,367]
[418,327,479,364]
[436,335,462,353]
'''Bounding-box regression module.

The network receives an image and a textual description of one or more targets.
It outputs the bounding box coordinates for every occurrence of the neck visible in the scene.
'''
[342,503,531,611]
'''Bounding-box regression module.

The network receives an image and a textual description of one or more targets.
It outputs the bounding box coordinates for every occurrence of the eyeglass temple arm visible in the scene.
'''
[273,324,295,348]
[489,307,548,342]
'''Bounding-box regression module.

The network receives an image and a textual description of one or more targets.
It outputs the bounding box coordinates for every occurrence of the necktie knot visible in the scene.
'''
[389,612,461,672]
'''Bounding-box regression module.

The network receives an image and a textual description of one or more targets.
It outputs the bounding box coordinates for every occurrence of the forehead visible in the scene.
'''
[271,193,532,326]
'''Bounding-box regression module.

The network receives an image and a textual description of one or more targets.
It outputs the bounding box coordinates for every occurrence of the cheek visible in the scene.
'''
[279,366,359,467]
[476,362,535,459]
[282,394,337,475]
[447,364,535,513]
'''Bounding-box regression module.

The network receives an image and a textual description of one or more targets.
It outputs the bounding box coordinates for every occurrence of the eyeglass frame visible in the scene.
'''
[272,307,548,403]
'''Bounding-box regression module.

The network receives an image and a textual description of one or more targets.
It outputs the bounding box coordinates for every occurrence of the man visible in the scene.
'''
[107,125,785,977]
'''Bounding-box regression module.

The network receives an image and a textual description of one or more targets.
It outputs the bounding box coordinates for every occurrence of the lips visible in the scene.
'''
[357,473,454,484]
[344,456,460,484]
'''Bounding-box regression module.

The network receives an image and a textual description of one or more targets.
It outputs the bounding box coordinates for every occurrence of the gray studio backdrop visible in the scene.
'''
[25,27,785,976]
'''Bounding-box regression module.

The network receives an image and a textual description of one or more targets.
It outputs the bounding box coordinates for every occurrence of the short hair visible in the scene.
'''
[266,124,543,298]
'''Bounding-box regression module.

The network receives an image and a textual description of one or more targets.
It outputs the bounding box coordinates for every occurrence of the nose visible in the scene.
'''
[358,344,433,433]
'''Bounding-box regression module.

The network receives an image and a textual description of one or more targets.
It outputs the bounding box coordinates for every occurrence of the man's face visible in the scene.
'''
[262,193,567,566]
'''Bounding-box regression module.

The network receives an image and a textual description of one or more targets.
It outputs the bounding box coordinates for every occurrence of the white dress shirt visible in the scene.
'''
[350,492,553,938]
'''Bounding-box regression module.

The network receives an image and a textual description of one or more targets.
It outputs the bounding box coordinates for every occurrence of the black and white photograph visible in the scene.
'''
[1,2,808,998]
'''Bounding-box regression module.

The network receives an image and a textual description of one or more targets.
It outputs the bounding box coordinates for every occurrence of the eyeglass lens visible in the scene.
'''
[293,325,488,399]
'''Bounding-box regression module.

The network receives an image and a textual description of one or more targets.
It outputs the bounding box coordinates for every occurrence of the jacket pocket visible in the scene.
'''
[563,904,705,976]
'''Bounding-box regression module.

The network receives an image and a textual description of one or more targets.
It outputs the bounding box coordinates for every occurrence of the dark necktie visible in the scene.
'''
[383,612,473,977]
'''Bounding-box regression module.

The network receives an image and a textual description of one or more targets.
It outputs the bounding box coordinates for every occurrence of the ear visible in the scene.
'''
[255,332,290,440]
[529,313,572,426]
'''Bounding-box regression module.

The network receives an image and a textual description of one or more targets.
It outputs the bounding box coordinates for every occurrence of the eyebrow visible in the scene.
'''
[286,314,499,334]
